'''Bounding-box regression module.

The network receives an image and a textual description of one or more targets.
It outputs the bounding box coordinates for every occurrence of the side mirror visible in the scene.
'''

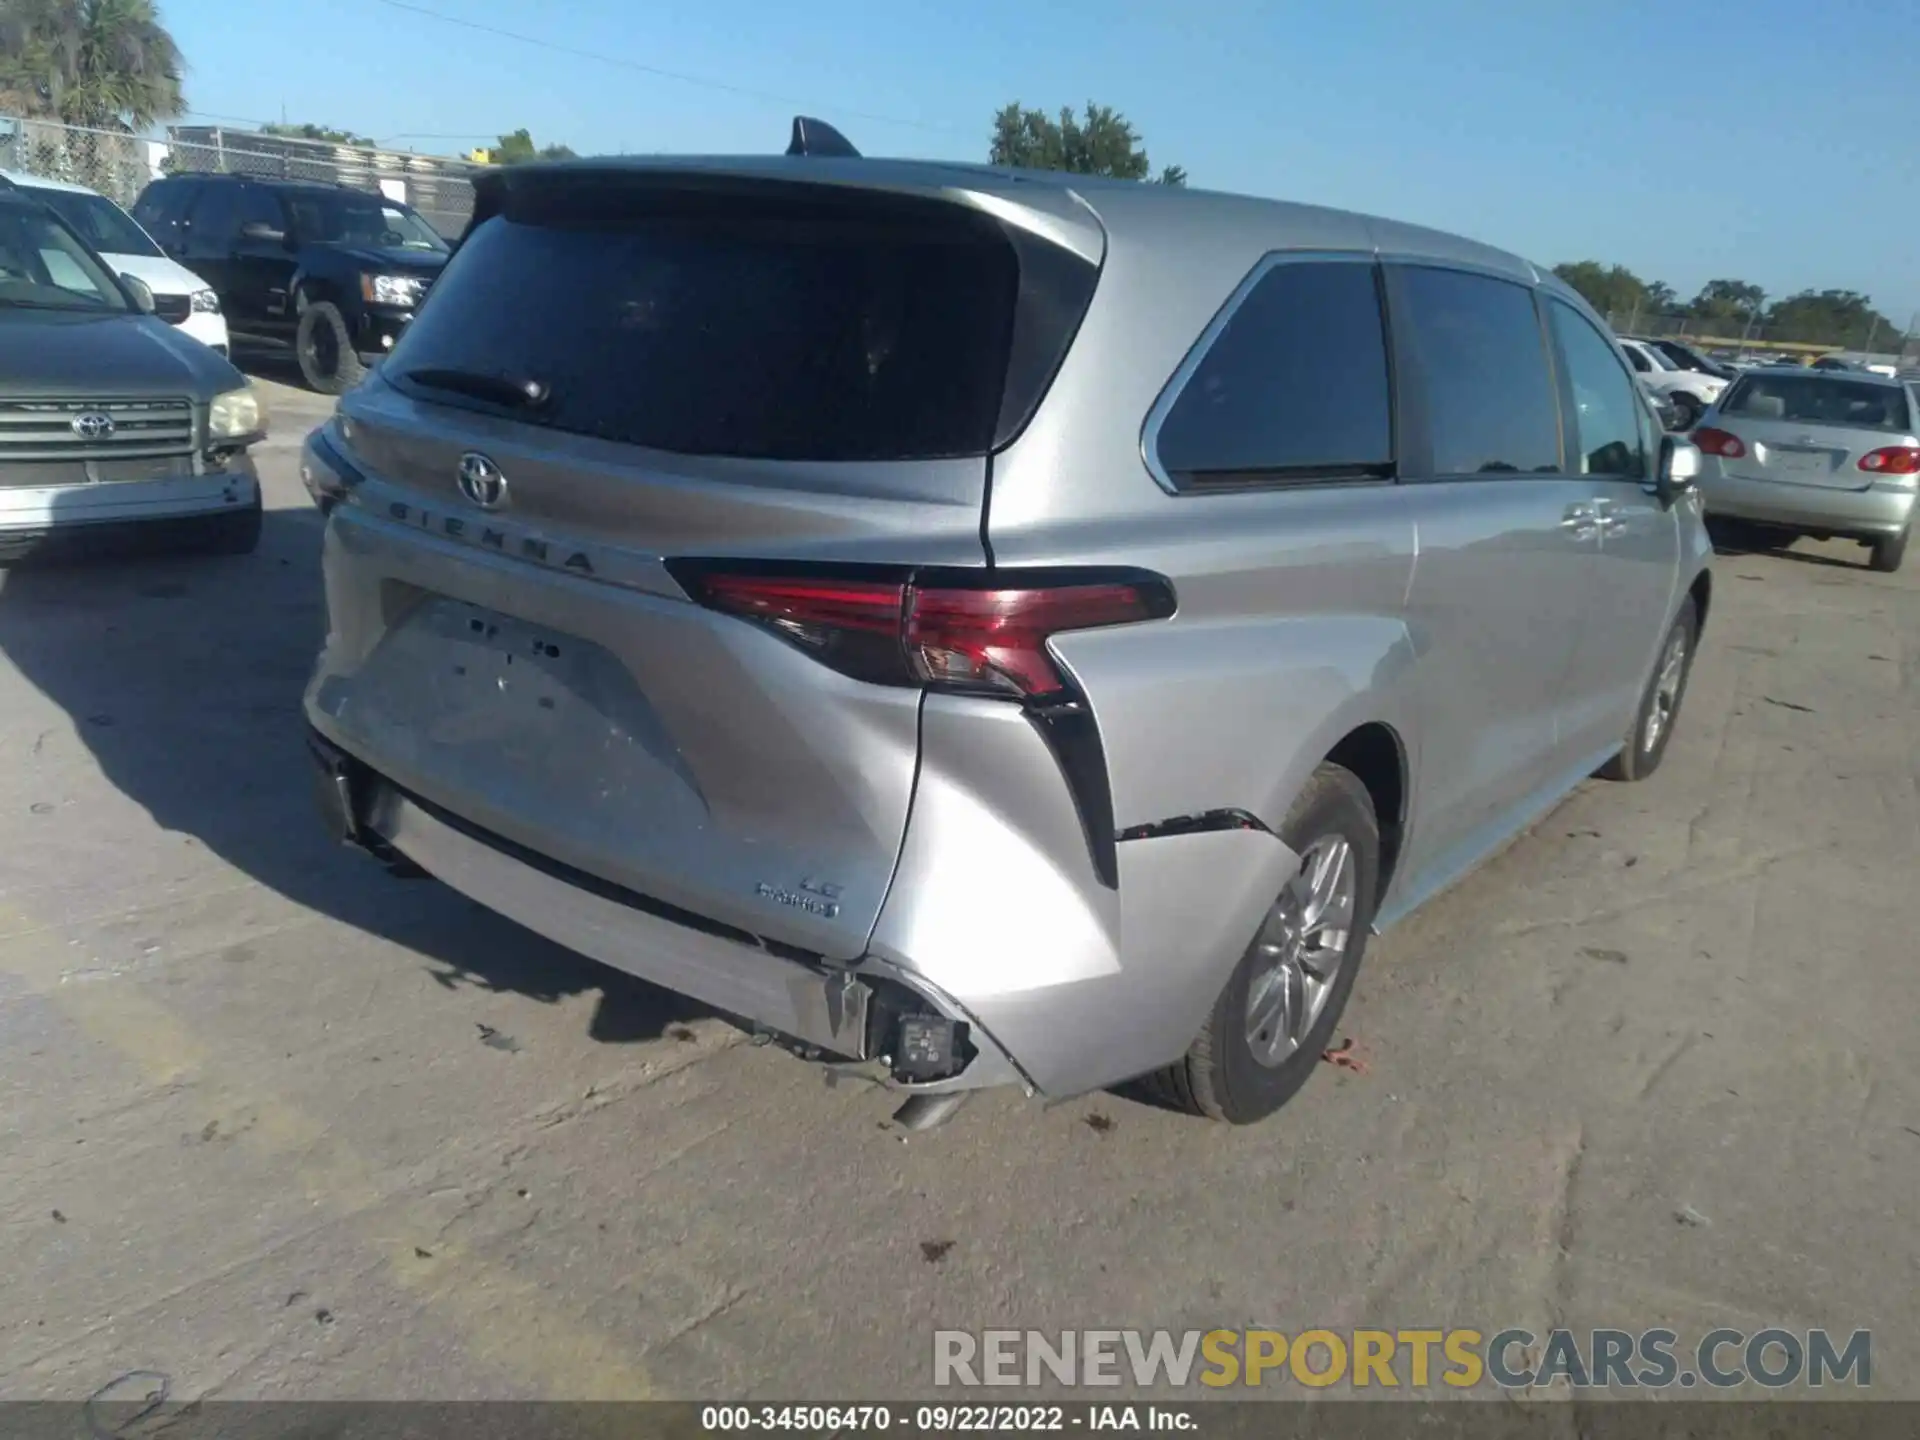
[1656,434,1701,505]
[239,221,288,245]
[119,273,156,314]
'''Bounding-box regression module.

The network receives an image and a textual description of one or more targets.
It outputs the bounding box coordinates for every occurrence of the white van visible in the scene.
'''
[2,171,230,355]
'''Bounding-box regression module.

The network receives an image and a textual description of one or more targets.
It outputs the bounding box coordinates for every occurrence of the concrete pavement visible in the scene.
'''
[1,375,1915,1401]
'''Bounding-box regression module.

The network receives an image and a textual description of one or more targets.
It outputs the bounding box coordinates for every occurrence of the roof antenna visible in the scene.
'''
[787,116,860,159]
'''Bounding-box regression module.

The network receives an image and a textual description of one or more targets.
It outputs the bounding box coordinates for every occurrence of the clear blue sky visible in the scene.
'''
[161,0,1919,326]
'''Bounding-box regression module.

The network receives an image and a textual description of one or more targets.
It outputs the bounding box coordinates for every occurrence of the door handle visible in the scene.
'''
[1559,504,1600,541]
[1588,498,1630,537]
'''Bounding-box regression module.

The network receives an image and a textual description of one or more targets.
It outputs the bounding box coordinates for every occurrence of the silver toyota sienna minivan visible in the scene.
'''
[301,128,1713,1126]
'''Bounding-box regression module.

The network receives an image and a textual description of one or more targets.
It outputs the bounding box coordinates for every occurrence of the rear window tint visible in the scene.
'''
[385,187,1024,462]
[1153,259,1393,486]
[1720,374,1912,433]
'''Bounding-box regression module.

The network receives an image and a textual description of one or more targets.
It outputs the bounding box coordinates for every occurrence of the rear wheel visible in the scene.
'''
[1144,763,1379,1125]
[1599,596,1697,783]
[296,300,366,396]
[1867,525,1909,573]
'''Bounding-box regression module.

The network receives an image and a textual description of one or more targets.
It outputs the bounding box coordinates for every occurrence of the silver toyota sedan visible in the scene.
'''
[1692,368,1917,571]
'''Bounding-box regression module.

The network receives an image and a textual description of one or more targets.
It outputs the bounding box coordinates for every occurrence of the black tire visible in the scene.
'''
[1143,763,1380,1125]
[295,300,366,396]
[1669,392,1704,431]
[1599,596,1697,782]
[204,493,263,556]
[1867,525,1909,574]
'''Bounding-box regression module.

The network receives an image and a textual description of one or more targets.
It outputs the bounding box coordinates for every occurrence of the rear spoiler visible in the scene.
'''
[459,116,865,246]
[454,117,1103,268]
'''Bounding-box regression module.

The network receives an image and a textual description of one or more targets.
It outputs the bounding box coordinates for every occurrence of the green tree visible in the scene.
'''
[1764,289,1896,350]
[989,101,1185,185]
[263,121,377,148]
[0,0,185,130]
[1686,279,1767,328]
[1551,261,1658,320]
[491,128,577,164]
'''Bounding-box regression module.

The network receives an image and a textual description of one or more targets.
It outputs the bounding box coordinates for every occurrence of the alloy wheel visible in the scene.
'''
[1244,834,1357,1067]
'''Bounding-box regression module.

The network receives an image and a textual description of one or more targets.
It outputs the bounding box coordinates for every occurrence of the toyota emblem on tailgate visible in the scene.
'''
[71,412,115,441]
[456,451,507,510]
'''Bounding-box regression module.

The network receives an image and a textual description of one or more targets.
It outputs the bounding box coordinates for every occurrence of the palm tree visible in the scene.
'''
[0,0,186,132]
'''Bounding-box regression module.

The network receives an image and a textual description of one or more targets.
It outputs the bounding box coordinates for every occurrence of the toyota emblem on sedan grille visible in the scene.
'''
[456,452,507,510]
[71,412,115,441]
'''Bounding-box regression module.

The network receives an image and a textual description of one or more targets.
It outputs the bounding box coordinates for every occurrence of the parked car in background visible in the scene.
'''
[1629,336,1738,383]
[1692,368,1915,572]
[0,180,265,560]
[1763,355,1805,368]
[131,174,449,395]
[1617,337,1727,430]
[1813,354,1899,378]
[2,170,228,355]
[299,129,1713,1129]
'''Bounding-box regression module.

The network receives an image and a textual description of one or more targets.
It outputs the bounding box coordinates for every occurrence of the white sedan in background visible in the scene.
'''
[2,170,229,355]
[1617,337,1727,430]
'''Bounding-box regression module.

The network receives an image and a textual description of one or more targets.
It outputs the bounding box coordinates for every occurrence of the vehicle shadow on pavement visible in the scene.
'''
[0,508,710,1045]
[1706,526,1874,571]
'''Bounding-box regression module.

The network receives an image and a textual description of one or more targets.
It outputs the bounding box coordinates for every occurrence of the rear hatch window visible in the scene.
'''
[386,178,1095,462]
[1721,374,1913,433]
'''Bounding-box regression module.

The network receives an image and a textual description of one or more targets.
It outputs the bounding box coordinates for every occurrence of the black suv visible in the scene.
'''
[131,174,450,394]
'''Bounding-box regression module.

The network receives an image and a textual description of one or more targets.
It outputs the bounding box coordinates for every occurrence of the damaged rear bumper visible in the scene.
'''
[306,727,1027,1094]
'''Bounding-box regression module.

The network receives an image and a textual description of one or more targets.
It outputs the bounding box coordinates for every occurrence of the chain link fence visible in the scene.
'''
[1602,307,1920,368]
[1,116,477,239]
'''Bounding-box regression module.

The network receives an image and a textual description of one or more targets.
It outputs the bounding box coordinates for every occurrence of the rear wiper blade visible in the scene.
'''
[399,366,551,409]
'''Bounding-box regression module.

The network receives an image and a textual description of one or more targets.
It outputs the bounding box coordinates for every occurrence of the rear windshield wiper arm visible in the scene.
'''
[399,366,552,409]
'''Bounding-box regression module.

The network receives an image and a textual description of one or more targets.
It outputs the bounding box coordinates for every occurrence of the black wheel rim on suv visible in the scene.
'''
[304,318,338,380]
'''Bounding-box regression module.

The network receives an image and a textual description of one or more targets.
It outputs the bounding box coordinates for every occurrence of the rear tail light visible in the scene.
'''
[1693,426,1746,458]
[1858,446,1920,475]
[684,568,1175,701]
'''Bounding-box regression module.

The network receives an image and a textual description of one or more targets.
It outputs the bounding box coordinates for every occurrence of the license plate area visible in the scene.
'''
[1764,446,1838,478]
[90,454,196,483]
[432,606,595,746]
[401,599,696,803]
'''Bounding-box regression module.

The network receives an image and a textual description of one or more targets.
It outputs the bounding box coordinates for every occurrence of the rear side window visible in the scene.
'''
[386,183,1057,463]
[187,184,240,243]
[132,181,192,239]
[1720,374,1912,433]
[1152,259,1393,487]
[1394,266,1561,476]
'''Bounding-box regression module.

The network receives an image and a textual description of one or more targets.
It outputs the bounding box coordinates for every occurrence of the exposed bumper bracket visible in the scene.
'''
[307,730,425,876]
[891,1092,972,1132]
